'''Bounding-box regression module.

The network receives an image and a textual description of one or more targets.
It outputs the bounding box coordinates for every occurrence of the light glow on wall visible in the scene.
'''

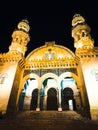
[23,78,38,97]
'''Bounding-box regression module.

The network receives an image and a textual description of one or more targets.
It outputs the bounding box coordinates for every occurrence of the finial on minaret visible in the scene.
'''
[17,19,30,32]
[72,14,85,27]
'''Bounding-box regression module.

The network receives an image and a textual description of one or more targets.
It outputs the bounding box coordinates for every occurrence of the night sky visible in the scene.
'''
[0,1,98,56]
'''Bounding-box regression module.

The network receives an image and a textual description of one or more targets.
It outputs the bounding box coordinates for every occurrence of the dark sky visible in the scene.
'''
[0,1,98,56]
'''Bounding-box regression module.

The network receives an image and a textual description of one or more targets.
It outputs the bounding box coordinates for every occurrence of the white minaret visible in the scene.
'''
[72,14,98,120]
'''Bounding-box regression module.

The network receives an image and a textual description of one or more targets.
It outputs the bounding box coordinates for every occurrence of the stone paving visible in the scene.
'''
[0,111,98,130]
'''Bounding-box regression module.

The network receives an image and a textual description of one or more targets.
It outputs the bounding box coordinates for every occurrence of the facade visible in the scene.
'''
[0,14,98,120]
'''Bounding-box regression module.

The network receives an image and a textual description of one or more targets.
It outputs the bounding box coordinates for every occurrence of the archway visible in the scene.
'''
[18,78,38,110]
[40,77,58,110]
[61,87,76,110]
[47,88,58,110]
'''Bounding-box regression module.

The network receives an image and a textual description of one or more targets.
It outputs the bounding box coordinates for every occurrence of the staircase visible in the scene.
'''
[0,111,97,130]
[15,110,85,120]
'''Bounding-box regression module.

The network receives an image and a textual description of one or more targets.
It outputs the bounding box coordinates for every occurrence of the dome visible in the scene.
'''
[26,41,75,61]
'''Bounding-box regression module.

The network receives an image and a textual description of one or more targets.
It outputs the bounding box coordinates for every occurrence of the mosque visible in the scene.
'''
[0,14,98,120]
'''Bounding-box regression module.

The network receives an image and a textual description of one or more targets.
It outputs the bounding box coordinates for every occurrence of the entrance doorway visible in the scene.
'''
[47,88,58,110]
[30,88,38,110]
[61,87,76,110]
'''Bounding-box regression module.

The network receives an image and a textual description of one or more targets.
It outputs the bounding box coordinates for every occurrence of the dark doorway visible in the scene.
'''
[61,87,76,110]
[30,88,38,110]
[47,88,58,110]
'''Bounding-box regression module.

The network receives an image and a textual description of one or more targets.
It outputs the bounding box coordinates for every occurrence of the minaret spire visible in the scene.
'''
[71,14,94,49]
[9,19,30,56]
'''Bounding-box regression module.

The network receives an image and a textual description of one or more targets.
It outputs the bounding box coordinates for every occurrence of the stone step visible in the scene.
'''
[10,110,86,120]
[0,111,98,130]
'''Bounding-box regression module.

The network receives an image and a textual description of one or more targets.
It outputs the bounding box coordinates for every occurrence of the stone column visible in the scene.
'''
[57,88,59,108]
[43,95,47,110]
[36,89,41,111]
[58,87,62,111]
[74,95,81,110]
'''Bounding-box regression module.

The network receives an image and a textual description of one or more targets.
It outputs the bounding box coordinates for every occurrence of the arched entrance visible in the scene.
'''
[47,88,58,110]
[61,87,76,110]
[18,78,38,110]
[40,77,58,110]
[30,88,38,110]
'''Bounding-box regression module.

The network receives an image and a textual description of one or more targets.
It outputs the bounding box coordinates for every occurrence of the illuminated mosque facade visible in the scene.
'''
[0,14,98,120]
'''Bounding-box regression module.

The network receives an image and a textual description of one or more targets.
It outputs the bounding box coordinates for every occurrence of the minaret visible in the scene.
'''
[72,14,98,120]
[9,19,30,56]
[71,14,94,50]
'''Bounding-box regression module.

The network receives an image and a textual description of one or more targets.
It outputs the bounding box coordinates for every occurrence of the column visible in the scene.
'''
[58,87,62,111]
[36,89,41,111]
[43,95,47,110]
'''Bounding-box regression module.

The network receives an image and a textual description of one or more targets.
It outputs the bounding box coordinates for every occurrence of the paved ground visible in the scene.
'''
[0,111,98,130]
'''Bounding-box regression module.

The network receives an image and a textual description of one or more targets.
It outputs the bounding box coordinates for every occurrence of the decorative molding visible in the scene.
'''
[23,68,77,77]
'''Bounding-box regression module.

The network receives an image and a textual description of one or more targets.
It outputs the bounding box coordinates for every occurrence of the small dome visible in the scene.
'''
[72,14,85,27]
[17,19,30,32]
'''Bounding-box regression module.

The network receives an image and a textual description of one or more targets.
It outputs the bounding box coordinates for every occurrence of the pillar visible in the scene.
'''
[43,95,47,110]
[36,89,41,111]
[58,87,62,111]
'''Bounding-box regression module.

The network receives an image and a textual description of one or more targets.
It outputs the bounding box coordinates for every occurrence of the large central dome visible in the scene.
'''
[26,41,75,61]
